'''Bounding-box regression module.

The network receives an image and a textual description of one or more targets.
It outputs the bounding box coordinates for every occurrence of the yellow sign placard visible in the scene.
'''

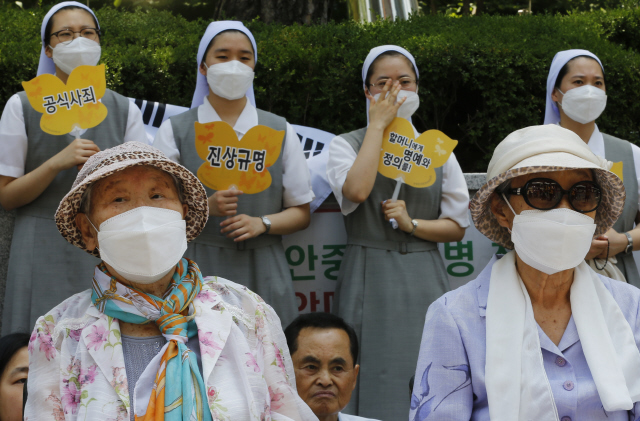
[378,117,458,188]
[611,161,624,182]
[22,64,108,136]
[194,121,284,194]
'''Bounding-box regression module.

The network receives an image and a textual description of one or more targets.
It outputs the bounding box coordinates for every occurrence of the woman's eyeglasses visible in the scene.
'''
[368,77,417,90]
[506,178,602,213]
[50,28,100,44]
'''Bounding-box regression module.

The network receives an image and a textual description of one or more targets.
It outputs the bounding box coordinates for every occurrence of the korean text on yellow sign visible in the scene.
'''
[194,121,284,193]
[378,117,458,188]
[21,64,108,136]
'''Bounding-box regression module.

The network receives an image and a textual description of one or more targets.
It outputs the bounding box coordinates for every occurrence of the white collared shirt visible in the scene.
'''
[587,124,640,208]
[0,93,147,178]
[153,99,314,208]
[326,126,470,228]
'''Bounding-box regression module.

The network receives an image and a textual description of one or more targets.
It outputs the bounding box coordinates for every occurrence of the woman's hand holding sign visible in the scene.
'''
[208,188,244,217]
[52,138,100,171]
[382,199,413,232]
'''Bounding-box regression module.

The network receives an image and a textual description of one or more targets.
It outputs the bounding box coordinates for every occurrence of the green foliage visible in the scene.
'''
[2,7,640,171]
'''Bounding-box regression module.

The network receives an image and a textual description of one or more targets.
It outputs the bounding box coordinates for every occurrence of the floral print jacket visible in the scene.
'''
[24,276,318,421]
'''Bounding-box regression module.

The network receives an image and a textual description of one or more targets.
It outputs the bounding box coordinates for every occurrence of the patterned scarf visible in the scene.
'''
[91,258,212,421]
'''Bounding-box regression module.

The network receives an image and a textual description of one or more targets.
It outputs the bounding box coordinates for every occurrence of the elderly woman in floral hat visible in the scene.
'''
[24,142,317,421]
[410,125,640,421]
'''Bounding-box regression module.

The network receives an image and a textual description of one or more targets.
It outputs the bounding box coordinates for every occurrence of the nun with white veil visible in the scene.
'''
[325,45,470,420]
[544,49,640,286]
[153,21,314,327]
[0,1,145,335]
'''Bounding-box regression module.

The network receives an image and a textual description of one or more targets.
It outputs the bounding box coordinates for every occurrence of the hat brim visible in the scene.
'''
[55,158,209,257]
[470,165,625,249]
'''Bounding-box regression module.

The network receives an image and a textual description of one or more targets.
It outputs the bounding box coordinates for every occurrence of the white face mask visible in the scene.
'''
[205,60,255,100]
[503,195,596,275]
[89,207,188,284]
[373,89,420,120]
[50,37,101,75]
[558,85,607,124]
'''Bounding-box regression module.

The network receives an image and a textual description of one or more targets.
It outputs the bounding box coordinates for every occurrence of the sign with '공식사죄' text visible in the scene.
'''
[21,64,108,136]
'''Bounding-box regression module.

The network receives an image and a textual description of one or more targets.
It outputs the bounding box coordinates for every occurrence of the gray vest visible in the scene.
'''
[603,133,640,286]
[17,89,130,219]
[170,108,287,250]
[341,127,442,253]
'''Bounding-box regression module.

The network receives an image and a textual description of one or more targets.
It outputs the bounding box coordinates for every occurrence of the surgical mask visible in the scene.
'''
[558,85,607,124]
[50,37,101,75]
[205,60,255,100]
[89,207,188,284]
[373,89,420,120]
[503,195,596,275]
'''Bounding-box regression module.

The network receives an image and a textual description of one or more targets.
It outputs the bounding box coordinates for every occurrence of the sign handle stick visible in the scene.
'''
[388,176,404,230]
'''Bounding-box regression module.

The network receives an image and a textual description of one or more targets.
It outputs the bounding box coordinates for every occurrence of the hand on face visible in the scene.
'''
[366,80,404,131]
[291,328,359,420]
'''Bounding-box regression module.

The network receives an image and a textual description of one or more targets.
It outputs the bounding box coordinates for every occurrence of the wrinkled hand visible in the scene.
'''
[52,138,100,171]
[366,80,405,131]
[220,214,266,242]
[586,235,609,260]
[208,189,244,217]
[382,199,413,233]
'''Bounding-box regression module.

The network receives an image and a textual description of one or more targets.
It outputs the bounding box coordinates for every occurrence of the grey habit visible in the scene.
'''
[169,108,298,326]
[334,127,449,421]
[603,133,640,287]
[2,89,130,335]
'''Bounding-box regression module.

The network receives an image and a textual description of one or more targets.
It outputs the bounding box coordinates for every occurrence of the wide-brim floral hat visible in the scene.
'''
[55,141,209,257]
[470,125,625,249]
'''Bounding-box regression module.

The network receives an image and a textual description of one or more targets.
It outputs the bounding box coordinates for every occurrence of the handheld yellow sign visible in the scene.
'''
[378,117,458,188]
[611,161,624,182]
[21,64,108,136]
[194,121,284,193]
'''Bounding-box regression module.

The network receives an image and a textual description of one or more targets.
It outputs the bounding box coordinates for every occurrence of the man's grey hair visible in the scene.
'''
[79,171,185,215]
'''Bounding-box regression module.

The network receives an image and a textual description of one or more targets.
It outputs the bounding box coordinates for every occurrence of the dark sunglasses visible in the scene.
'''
[506,178,602,213]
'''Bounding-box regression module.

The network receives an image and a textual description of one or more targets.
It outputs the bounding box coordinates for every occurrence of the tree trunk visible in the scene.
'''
[462,0,469,15]
[217,0,333,24]
[430,0,437,14]
[476,0,483,15]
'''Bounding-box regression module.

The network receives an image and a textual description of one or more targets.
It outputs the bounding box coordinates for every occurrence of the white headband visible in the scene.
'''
[190,21,258,109]
[543,49,604,125]
[37,1,99,76]
[361,45,419,124]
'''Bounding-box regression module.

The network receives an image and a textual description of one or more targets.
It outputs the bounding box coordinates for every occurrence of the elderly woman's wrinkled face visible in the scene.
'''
[77,166,187,251]
[492,169,597,229]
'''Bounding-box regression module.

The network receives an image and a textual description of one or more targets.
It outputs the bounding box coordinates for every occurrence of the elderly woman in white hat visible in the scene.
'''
[24,142,317,421]
[410,125,640,421]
